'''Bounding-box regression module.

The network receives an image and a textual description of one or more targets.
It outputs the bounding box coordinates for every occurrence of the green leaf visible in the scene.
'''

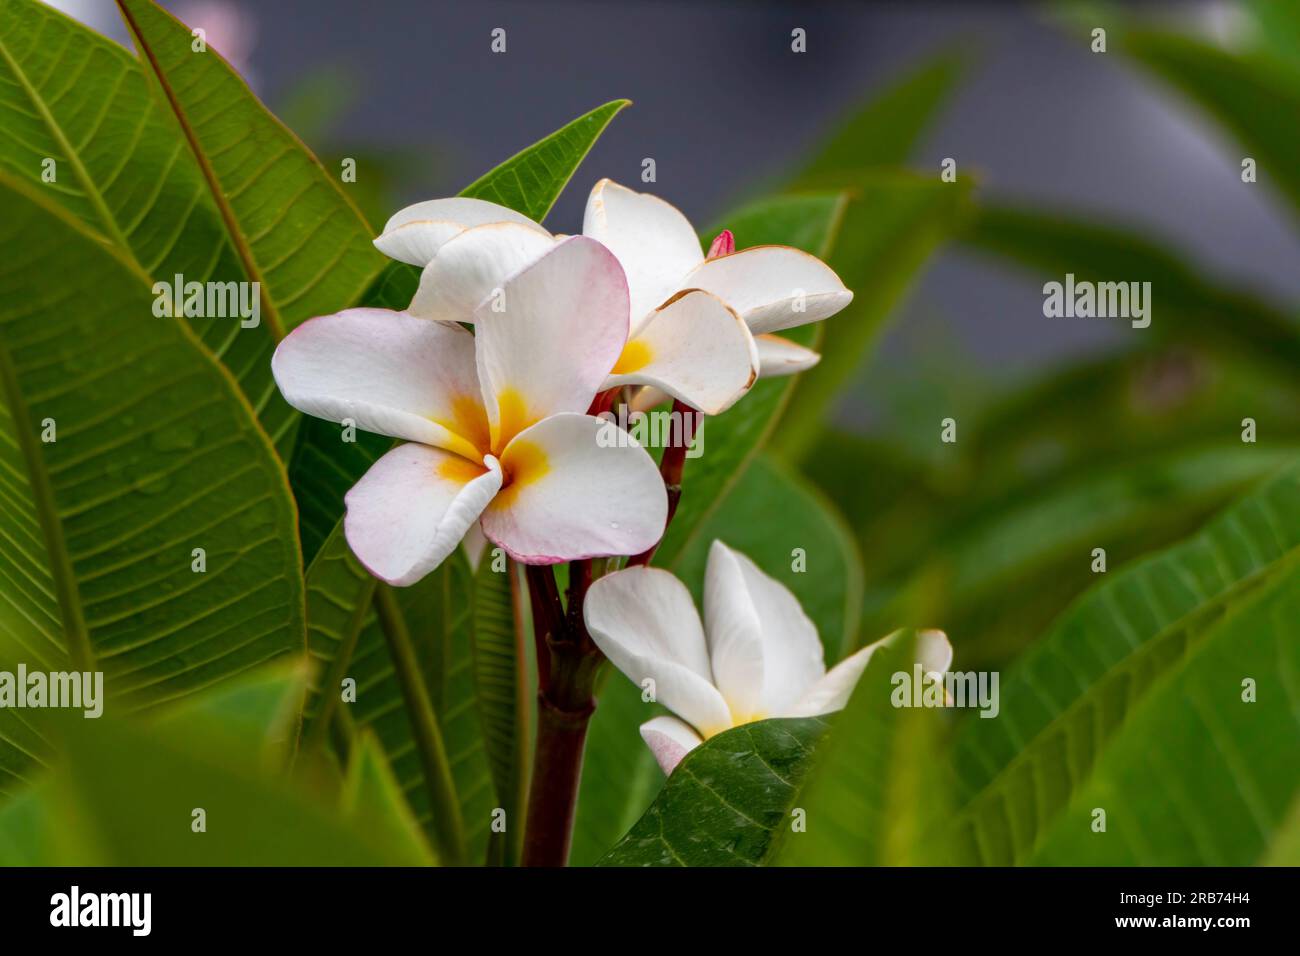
[0,173,305,790]
[946,460,1300,864]
[0,0,294,450]
[800,49,966,175]
[460,99,630,222]
[116,0,386,336]
[1121,28,1300,218]
[301,548,485,864]
[771,173,972,461]
[597,717,828,866]
[1031,558,1300,865]
[770,633,951,866]
[471,555,531,864]
[342,731,438,866]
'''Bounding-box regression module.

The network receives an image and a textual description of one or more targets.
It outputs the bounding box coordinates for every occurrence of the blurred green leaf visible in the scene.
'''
[117,0,386,336]
[0,0,294,451]
[1122,27,1300,218]
[771,633,950,866]
[342,731,438,866]
[1032,558,1300,864]
[961,204,1300,374]
[773,173,973,460]
[0,173,305,792]
[801,48,965,175]
[947,460,1300,863]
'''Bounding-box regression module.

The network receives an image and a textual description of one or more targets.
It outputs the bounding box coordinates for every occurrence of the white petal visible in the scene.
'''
[474,236,629,453]
[407,222,556,323]
[460,523,489,569]
[343,444,502,587]
[683,246,853,335]
[271,309,488,459]
[479,413,666,563]
[705,541,825,718]
[373,197,547,267]
[584,566,733,737]
[639,716,704,776]
[603,290,759,415]
[629,386,670,414]
[755,333,821,378]
[583,178,704,330]
[785,628,954,717]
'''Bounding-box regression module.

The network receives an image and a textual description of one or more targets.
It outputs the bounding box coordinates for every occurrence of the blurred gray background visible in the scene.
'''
[58,0,1300,413]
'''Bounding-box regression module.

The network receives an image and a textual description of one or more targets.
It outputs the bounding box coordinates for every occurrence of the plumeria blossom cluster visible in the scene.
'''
[271,180,854,583]
[585,541,953,773]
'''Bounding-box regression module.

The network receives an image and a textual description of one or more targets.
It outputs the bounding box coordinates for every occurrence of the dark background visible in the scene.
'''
[58,0,1300,415]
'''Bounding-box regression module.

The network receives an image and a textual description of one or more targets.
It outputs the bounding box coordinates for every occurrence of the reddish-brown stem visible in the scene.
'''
[627,399,700,568]
[520,562,603,866]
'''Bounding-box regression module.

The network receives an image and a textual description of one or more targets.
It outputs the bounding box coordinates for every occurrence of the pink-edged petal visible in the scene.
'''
[271,309,488,459]
[373,197,547,267]
[582,178,704,330]
[479,413,666,564]
[705,540,825,718]
[407,222,557,323]
[473,236,629,452]
[343,444,502,587]
[603,290,759,415]
[785,628,953,717]
[683,245,853,334]
[755,333,821,378]
[639,716,704,776]
[584,566,733,737]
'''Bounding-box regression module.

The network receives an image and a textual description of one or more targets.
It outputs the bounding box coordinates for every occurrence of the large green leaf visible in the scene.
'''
[0,0,293,450]
[597,716,828,866]
[946,460,1300,864]
[1029,557,1300,865]
[116,0,386,336]
[0,173,304,791]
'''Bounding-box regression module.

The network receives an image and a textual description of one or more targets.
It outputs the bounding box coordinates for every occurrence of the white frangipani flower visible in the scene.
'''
[583,540,952,775]
[370,180,852,415]
[271,237,667,586]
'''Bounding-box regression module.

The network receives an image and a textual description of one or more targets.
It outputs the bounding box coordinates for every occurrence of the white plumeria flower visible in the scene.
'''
[583,540,952,775]
[272,237,667,586]
[370,180,853,415]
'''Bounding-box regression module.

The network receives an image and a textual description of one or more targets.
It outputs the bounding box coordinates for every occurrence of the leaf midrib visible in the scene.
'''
[0,25,134,259]
[0,338,93,672]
